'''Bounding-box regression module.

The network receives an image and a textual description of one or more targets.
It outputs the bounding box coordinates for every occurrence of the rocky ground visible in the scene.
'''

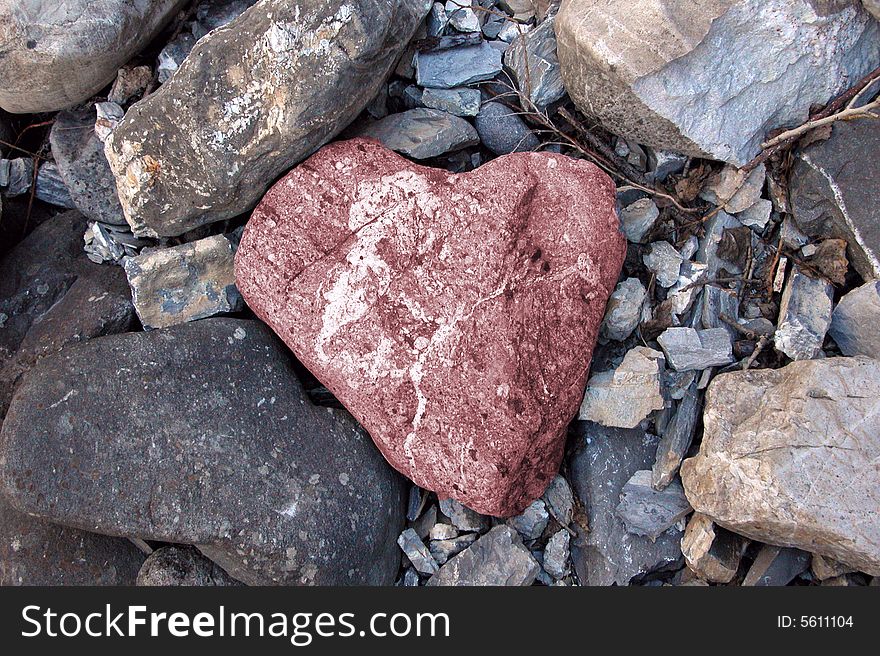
[0,0,879,587]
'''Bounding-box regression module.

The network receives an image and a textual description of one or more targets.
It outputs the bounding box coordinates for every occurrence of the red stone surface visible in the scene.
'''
[235,138,625,516]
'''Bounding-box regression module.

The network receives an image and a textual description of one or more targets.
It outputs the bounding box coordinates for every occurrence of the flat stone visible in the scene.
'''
[0,501,143,585]
[701,285,740,340]
[681,357,880,576]
[651,384,700,490]
[50,107,127,225]
[0,319,407,585]
[616,470,692,541]
[398,527,440,575]
[791,119,880,280]
[828,279,880,359]
[445,0,480,32]
[0,158,34,197]
[618,198,659,244]
[736,198,772,230]
[578,347,665,428]
[429,533,478,565]
[415,39,503,88]
[34,162,76,209]
[504,15,565,111]
[235,138,624,516]
[474,101,541,155]
[657,327,733,372]
[439,498,490,533]
[647,149,687,183]
[427,2,448,36]
[123,235,243,330]
[680,513,746,584]
[555,0,880,166]
[699,164,765,214]
[600,277,646,342]
[506,499,550,541]
[358,109,479,159]
[543,529,570,579]
[743,544,811,586]
[696,210,745,279]
[569,422,683,585]
[136,546,241,586]
[643,241,683,288]
[774,267,833,360]
[105,0,429,238]
[426,525,540,585]
[542,474,574,526]
[421,87,482,117]
[0,0,186,113]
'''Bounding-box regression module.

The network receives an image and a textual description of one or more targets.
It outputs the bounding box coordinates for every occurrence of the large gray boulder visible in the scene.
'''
[0,0,187,113]
[681,358,880,575]
[0,319,407,586]
[105,0,431,238]
[554,0,880,165]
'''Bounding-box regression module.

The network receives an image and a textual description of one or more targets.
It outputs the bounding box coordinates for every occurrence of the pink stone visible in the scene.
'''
[235,138,625,516]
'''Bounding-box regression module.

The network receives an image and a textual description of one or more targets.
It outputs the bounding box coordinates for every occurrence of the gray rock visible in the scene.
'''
[412,505,438,541]
[555,0,880,166]
[681,357,880,576]
[136,546,241,586]
[123,234,243,330]
[474,101,540,155]
[0,0,186,113]
[0,501,144,585]
[578,347,666,429]
[398,528,439,575]
[34,162,76,209]
[421,87,482,117]
[736,198,772,230]
[774,267,833,360]
[445,0,480,32]
[829,279,880,359]
[481,15,505,39]
[389,80,425,110]
[618,198,659,244]
[643,241,683,288]
[497,20,530,43]
[616,470,692,541]
[0,319,407,585]
[506,499,550,540]
[49,108,127,225]
[358,108,479,159]
[569,422,683,585]
[439,498,490,533]
[416,39,503,88]
[427,525,540,586]
[696,210,745,279]
[699,164,765,214]
[600,277,646,342]
[105,0,429,238]
[667,261,708,318]
[504,15,565,111]
[652,385,700,490]
[429,533,478,565]
[701,284,740,340]
[791,119,880,280]
[94,101,125,143]
[543,529,570,579]
[647,149,687,183]
[542,474,574,527]
[157,32,197,84]
[680,512,746,584]
[743,545,811,586]
[657,327,733,371]
[427,2,449,36]
[0,158,34,197]
[84,221,144,264]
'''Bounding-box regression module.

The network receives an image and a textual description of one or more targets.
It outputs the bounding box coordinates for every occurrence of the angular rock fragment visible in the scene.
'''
[445,0,480,32]
[34,163,76,209]
[736,198,772,230]
[50,108,127,225]
[123,234,243,330]
[0,0,186,113]
[618,198,659,244]
[235,138,624,516]
[428,523,459,541]
[358,109,479,159]
[0,158,34,197]
[774,267,833,360]
[657,327,733,372]
[600,277,646,342]
[643,241,683,288]
[474,101,541,155]
[828,280,880,359]
[652,385,700,490]
[398,528,440,575]
[696,210,745,278]
[555,0,880,165]
[680,513,746,584]
[439,499,491,534]
[105,0,429,238]
[743,545,811,587]
[701,285,740,339]
[811,553,855,582]
[578,347,665,429]
[569,422,683,585]
[427,525,539,586]
[542,474,574,526]
[108,66,153,106]
[791,120,880,280]
[429,533,478,565]
[699,164,765,214]
[421,87,482,117]
[507,500,550,541]
[0,502,143,586]
[616,470,691,541]
[543,529,570,579]
[681,358,880,575]
[415,38,503,88]
[137,546,241,587]
[504,15,565,111]
[0,319,407,585]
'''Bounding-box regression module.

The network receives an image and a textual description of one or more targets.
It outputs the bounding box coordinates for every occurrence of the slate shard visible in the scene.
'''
[235,138,625,517]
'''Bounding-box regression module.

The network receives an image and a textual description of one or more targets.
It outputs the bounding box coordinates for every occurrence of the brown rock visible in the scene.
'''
[681,357,880,575]
[235,138,625,516]
[680,513,746,584]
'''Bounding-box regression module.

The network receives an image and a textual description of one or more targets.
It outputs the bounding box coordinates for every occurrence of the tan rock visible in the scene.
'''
[680,512,746,584]
[681,357,880,575]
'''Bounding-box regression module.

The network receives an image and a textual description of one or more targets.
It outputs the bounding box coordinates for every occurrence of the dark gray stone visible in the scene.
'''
[426,525,539,586]
[421,87,482,117]
[615,470,692,541]
[657,327,733,371]
[34,162,76,208]
[50,108,127,225]
[0,319,407,586]
[415,39,503,88]
[743,544,811,587]
[474,101,540,155]
[774,267,833,360]
[136,546,241,586]
[652,385,700,490]
[358,108,479,159]
[569,422,683,585]
[504,15,565,111]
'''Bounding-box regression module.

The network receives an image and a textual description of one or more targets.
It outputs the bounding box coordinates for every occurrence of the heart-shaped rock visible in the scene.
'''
[235,138,624,516]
